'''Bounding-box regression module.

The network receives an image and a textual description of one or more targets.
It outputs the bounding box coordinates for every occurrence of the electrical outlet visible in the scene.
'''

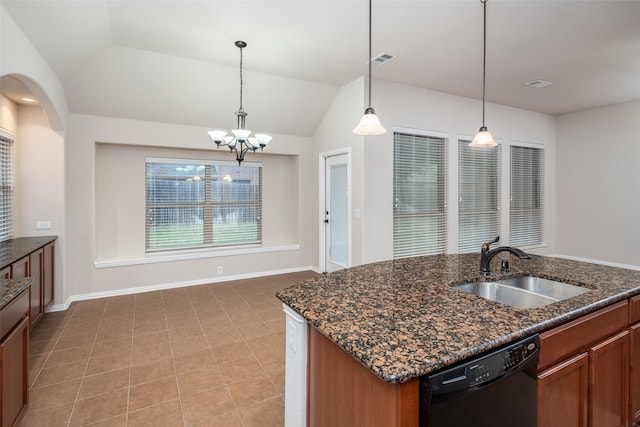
[217,266,223,275]
[36,221,51,230]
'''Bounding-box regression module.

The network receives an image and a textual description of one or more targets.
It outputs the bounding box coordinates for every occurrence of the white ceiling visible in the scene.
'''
[2,0,640,135]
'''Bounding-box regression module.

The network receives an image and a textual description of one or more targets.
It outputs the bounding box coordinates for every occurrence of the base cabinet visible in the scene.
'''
[630,296,640,426]
[588,330,629,427]
[537,301,630,427]
[0,290,30,427]
[4,241,55,331]
[538,353,588,427]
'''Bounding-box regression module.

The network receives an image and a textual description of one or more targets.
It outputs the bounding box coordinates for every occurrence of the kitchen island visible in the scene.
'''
[276,253,640,426]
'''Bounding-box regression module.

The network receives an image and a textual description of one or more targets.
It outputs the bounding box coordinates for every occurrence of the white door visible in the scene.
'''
[324,153,349,272]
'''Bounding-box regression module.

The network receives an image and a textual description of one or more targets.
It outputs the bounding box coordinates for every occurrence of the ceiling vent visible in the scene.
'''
[369,52,395,67]
[525,80,552,88]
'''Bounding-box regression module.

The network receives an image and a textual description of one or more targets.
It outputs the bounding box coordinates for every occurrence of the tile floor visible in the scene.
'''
[21,270,318,426]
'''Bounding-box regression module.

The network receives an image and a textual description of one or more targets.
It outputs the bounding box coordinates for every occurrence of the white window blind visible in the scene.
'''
[458,140,501,253]
[510,144,544,247]
[393,132,447,258]
[0,134,14,243]
[145,159,262,252]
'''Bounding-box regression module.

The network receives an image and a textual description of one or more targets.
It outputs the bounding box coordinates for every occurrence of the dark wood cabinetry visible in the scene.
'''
[43,243,54,308]
[629,295,640,426]
[538,353,588,427]
[3,242,55,331]
[537,300,631,427]
[0,289,30,427]
[28,248,44,328]
[308,327,418,427]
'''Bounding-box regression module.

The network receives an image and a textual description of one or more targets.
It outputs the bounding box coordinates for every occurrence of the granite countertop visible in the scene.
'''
[276,253,640,384]
[0,236,57,270]
[0,277,33,310]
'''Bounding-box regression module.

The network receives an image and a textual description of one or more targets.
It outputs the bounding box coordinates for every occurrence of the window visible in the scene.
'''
[393,132,447,258]
[458,139,501,253]
[145,159,261,252]
[510,144,544,247]
[0,134,14,243]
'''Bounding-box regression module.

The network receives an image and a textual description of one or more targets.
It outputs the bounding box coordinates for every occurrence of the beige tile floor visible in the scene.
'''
[21,271,318,426]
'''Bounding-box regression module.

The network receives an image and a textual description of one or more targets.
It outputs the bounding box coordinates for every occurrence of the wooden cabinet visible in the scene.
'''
[0,289,30,427]
[589,330,629,427]
[10,256,29,281]
[538,353,588,427]
[3,241,55,330]
[308,327,418,427]
[28,248,44,328]
[43,242,54,308]
[629,295,640,426]
[630,323,640,425]
[538,300,630,427]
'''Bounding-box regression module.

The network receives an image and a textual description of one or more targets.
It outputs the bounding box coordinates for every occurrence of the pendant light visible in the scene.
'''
[353,0,386,136]
[469,0,497,147]
[208,41,272,165]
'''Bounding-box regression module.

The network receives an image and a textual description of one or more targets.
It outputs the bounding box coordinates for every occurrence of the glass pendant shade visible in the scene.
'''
[353,107,386,136]
[469,126,497,147]
[208,130,227,144]
[255,134,272,147]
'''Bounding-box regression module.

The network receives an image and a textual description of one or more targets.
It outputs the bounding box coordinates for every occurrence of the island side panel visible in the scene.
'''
[308,327,419,427]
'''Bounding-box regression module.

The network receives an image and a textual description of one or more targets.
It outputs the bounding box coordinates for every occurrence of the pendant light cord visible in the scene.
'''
[481,0,487,128]
[239,45,244,111]
[368,0,372,109]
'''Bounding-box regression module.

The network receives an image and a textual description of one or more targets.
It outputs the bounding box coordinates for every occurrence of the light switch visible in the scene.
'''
[36,221,51,230]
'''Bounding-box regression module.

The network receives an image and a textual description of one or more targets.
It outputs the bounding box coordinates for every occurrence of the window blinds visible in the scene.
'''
[458,140,501,253]
[510,145,544,247]
[393,132,447,258]
[0,135,14,243]
[145,159,262,252]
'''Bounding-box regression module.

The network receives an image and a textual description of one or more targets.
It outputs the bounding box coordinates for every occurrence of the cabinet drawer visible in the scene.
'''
[630,294,640,324]
[1,289,29,339]
[538,300,628,370]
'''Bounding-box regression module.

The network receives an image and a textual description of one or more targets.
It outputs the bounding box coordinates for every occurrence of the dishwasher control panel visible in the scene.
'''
[427,334,539,395]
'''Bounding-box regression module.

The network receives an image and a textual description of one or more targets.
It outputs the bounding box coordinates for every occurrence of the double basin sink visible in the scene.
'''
[454,275,591,309]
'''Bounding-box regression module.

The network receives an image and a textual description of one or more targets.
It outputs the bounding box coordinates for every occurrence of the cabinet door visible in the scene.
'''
[43,242,54,307]
[29,248,44,329]
[630,323,640,426]
[589,330,629,427]
[538,352,588,427]
[10,256,29,279]
[1,315,30,427]
[0,265,9,279]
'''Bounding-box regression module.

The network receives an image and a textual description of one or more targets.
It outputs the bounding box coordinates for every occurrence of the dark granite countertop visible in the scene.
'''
[276,253,640,384]
[0,236,57,270]
[0,277,33,310]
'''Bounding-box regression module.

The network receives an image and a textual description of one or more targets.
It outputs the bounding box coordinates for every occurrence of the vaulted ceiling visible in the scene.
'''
[2,1,640,136]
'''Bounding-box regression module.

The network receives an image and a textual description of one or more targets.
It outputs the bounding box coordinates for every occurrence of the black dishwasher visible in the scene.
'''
[420,334,539,427]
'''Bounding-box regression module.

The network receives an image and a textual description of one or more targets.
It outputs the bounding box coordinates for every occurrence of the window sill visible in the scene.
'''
[94,244,300,269]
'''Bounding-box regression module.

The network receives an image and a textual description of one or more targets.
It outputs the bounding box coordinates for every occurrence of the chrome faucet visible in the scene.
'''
[480,236,531,275]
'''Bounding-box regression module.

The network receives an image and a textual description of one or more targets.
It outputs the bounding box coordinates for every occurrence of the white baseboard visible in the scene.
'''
[45,265,321,313]
[552,254,640,271]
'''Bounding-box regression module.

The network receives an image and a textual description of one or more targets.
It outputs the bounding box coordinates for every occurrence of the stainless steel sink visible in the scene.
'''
[454,276,591,309]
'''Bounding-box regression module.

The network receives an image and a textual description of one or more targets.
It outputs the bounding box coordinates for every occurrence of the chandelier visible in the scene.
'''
[208,41,272,164]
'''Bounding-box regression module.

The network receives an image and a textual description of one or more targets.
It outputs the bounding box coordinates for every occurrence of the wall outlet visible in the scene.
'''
[36,221,51,230]
[217,266,223,275]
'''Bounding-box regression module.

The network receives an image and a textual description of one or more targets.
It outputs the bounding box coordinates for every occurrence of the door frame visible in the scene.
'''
[319,148,352,273]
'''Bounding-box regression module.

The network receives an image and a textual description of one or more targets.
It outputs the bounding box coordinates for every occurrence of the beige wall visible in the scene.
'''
[556,100,640,268]
[64,113,316,305]
[362,79,557,263]
[0,95,18,133]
